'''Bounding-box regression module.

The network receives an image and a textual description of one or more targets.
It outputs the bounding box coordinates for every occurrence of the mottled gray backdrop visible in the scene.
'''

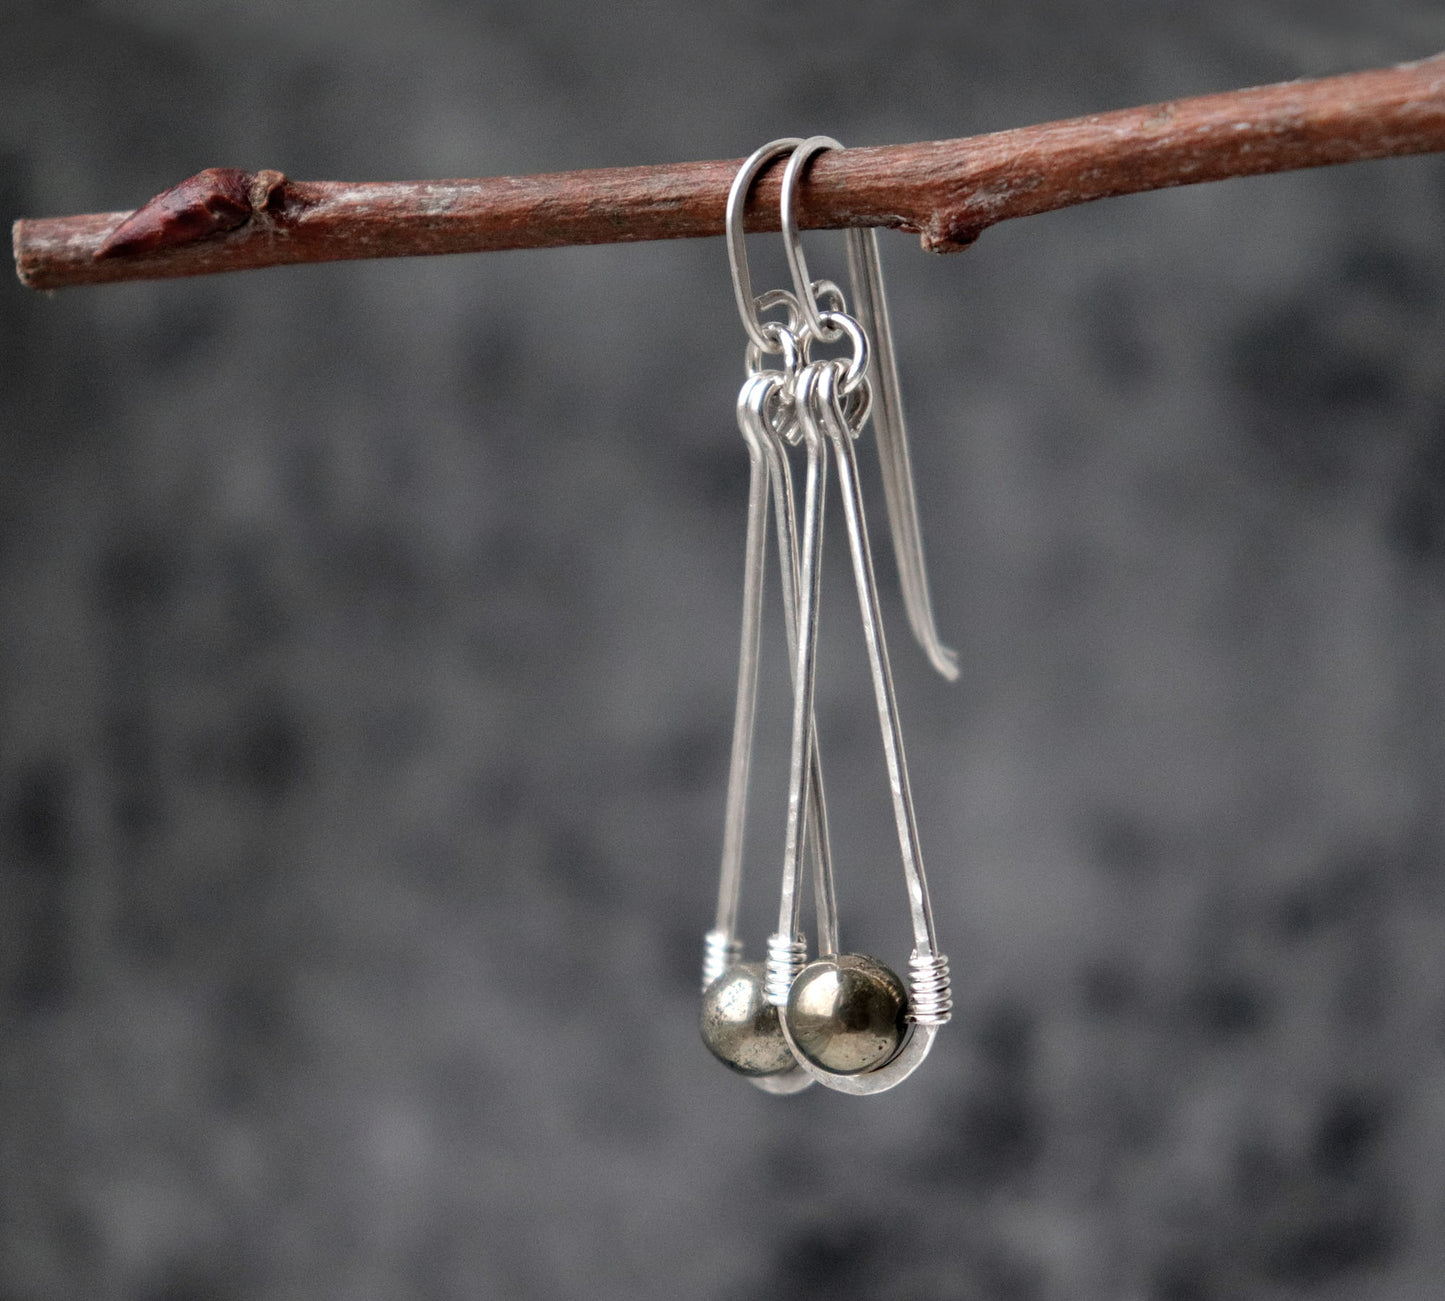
[5,3,1445,1298]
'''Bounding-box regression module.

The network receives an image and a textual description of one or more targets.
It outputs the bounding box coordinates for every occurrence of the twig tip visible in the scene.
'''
[93,166,283,260]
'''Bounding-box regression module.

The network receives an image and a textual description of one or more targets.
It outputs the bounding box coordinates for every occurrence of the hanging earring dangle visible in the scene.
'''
[698,141,839,1093]
[776,356,950,1094]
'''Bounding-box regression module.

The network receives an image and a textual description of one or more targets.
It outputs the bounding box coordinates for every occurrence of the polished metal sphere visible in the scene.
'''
[784,953,908,1075]
[700,961,799,1077]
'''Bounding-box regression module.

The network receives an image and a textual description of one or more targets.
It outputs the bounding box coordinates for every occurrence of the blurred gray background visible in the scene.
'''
[5,3,1445,1298]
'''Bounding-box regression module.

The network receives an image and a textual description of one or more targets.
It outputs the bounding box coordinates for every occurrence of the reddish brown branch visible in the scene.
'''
[14,54,1445,291]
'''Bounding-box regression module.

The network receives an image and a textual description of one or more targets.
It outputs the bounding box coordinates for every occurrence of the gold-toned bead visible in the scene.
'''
[785,953,908,1075]
[700,961,799,1077]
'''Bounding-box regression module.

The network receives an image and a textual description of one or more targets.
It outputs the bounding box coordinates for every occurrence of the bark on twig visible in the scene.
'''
[13,54,1445,291]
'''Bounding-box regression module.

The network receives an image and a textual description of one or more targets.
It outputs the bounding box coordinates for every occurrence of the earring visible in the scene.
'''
[774,356,950,1095]
[704,137,953,1096]
[761,138,952,1095]
[699,143,838,1093]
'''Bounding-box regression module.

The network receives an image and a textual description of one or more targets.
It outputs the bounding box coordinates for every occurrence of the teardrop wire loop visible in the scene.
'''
[757,378,840,963]
[748,294,841,961]
[706,348,846,1096]
[812,360,952,1024]
[703,368,782,991]
[771,361,929,1094]
[737,346,840,964]
[765,360,831,1009]
[780,136,960,682]
[709,318,836,971]
[746,353,840,977]
[709,367,816,1096]
[771,359,948,1096]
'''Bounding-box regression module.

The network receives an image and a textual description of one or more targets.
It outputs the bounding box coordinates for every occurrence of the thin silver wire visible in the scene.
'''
[725,369,819,1095]
[809,359,941,960]
[779,135,961,682]
[778,1013,936,1094]
[758,382,839,961]
[779,137,848,344]
[802,308,870,397]
[739,343,837,961]
[764,359,952,1098]
[844,228,960,682]
[771,361,830,976]
[707,338,838,989]
[707,369,783,983]
[768,358,951,1091]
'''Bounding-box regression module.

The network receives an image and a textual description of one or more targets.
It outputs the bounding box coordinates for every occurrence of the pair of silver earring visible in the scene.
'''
[700,138,956,1095]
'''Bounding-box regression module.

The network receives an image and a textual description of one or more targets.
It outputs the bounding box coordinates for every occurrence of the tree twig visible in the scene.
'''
[13,54,1445,291]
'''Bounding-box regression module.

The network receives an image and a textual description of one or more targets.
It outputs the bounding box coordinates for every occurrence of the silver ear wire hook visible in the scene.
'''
[727,139,805,355]
[780,136,960,682]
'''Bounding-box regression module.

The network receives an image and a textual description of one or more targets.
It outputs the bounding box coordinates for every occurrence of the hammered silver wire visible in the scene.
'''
[740,351,839,967]
[704,369,785,992]
[766,360,832,1006]
[809,359,951,1024]
[705,329,839,999]
[757,383,840,963]
[761,355,950,1095]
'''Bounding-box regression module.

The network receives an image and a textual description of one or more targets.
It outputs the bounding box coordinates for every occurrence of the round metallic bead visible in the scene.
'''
[700,960,799,1077]
[784,953,908,1075]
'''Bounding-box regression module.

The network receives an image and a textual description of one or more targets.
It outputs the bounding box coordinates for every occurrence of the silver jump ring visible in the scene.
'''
[803,309,869,397]
[811,280,848,323]
[744,315,802,381]
[754,287,805,335]
[727,138,805,353]
[780,135,845,342]
[836,365,873,433]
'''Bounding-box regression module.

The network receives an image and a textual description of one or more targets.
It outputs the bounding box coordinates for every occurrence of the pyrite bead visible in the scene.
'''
[785,953,908,1075]
[700,961,799,1077]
